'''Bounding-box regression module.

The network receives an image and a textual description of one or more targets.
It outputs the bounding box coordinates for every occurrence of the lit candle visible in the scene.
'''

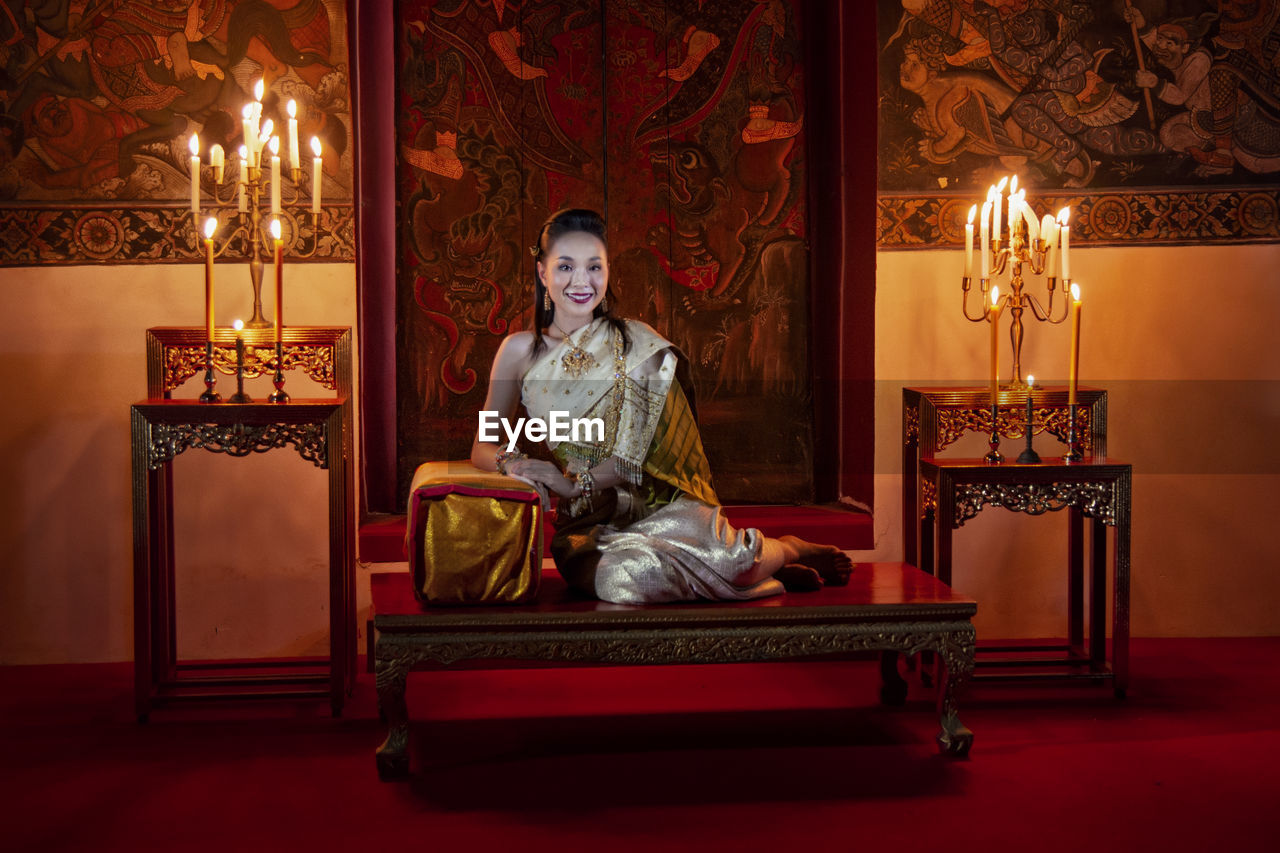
[989,284,1001,407]
[310,136,322,214]
[254,78,265,104]
[271,218,284,345]
[286,100,300,172]
[1039,213,1056,248]
[269,136,281,214]
[242,104,257,166]
[1058,208,1071,281]
[1020,194,1039,243]
[188,134,200,214]
[964,204,975,278]
[1068,283,1082,409]
[992,176,1007,246]
[980,201,991,278]
[233,318,246,393]
[203,217,217,342]
[237,145,248,213]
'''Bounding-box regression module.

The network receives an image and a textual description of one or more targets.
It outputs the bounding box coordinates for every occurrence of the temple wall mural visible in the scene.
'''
[0,0,354,264]
[877,0,1280,247]
[395,0,814,502]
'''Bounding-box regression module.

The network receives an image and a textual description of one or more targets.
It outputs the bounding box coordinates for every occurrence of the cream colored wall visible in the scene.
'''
[869,244,1280,638]
[0,263,363,664]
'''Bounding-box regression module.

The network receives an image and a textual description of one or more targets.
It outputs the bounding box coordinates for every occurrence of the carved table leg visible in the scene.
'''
[879,651,908,706]
[375,655,410,780]
[934,628,976,756]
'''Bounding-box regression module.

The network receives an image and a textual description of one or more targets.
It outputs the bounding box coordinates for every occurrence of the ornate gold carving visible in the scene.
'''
[935,404,1093,451]
[952,481,1116,528]
[162,344,337,393]
[904,405,920,444]
[146,422,328,469]
[921,477,937,517]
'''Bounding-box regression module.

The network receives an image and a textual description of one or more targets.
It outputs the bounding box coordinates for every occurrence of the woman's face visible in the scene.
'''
[538,230,609,329]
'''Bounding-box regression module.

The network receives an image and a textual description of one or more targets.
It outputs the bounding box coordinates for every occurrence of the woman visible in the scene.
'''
[471,208,850,604]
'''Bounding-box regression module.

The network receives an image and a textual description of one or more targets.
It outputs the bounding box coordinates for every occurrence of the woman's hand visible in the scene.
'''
[502,457,579,509]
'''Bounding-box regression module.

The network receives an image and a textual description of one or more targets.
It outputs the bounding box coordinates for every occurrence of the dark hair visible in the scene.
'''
[531,208,629,356]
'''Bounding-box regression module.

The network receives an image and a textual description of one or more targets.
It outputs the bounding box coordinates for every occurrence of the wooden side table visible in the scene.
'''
[919,457,1132,696]
[903,386,1107,568]
[131,398,354,719]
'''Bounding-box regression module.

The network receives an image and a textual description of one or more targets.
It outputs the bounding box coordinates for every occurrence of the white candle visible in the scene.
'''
[1059,209,1071,281]
[980,202,991,278]
[237,145,248,213]
[287,100,300,172]
[310,136,322,214]
[209,144,224,183]
[242,105,256,165]
[203,217,217,341]
[1020,196,1039,243]
[188,134,200,214]
[989,284,1001,406]
[1040,214,1056,248]
[992,177,1006,245]
[269,136,281,214]
[964,204,976,278]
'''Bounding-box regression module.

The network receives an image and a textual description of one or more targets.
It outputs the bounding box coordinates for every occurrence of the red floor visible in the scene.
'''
[3,638,1279,852]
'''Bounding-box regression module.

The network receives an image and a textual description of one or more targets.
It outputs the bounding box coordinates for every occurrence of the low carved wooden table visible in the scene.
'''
[371,562,977,778]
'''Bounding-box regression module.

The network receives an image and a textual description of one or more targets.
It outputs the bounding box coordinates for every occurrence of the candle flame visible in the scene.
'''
[270,219,282,241]
[1071,282,1081,302]
[1010,175,1019,195]
[259,118,274,141]
[254,79,265,101]
[287,99,297,118]
[990,284,1000,304]
[242,104,253,119]
[268,135,280,155]
[188,134,199,156]
[1027,375,1034,388]
[233,318,245,331]
[238,144,248,159]
[967,204,977,224]
[310,136,322,157]
[1057,207,1071,224]
[202,217,217,239]
[995,175,1008,193]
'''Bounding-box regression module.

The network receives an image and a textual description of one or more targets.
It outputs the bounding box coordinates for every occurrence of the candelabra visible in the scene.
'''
[189,82,325,329]
[960,177,1073,389]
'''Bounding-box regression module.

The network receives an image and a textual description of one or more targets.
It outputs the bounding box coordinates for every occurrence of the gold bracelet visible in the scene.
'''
[495,449,527,475]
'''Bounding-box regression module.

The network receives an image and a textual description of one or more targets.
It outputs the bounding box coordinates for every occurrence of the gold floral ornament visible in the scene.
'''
[557,323,598,378]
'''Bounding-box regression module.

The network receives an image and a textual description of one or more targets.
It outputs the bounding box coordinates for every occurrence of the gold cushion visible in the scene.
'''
[406,461,542,605]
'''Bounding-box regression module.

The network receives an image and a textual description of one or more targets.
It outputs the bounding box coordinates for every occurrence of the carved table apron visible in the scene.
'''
[920,457,1132,696]
[371,562,977,779]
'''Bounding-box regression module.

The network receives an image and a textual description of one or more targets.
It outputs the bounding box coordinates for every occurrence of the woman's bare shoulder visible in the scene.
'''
[491,330,541,377]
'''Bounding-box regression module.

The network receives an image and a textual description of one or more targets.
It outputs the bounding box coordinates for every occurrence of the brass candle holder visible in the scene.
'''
[268,341,290,404]
[1015,385,1041,465]
[1065,406,1084,463]
[228,331,253,404]
[984,399,1003,464]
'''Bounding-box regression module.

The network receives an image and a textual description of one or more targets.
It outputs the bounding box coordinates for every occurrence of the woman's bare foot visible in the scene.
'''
[775,563,823,592]
[777,535,853,586]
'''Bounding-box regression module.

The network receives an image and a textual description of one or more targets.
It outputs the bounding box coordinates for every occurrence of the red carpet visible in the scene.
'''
[3,639,1278,852]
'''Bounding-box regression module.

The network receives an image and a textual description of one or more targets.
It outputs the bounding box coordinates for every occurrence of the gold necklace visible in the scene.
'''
[554,319,598,378]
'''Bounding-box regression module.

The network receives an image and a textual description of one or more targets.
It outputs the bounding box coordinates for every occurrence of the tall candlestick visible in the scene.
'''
[271,219,284,345]
[1068,283,1082,408]
[310,136,323,214]
[287,100,300,172]
[989,284,1001,407]
[269,136,282,214]
[964,205,975,278]
[1025,375,1035,428]
[203,217,217,341]
[188,134,200,214]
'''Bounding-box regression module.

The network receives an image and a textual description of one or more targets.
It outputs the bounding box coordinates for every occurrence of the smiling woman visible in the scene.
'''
[468,208,851,605]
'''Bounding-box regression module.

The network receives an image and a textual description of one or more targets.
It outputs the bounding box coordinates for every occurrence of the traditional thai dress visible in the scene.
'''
[521,317,783,604]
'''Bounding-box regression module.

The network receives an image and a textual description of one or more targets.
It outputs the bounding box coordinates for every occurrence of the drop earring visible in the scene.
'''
[601,294,609,312]
[543,289,551,312]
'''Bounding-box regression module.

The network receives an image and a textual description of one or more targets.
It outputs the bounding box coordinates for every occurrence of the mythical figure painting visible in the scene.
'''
[0,0,353,264]
[878,0,1280,246]
[396,0,814,502]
